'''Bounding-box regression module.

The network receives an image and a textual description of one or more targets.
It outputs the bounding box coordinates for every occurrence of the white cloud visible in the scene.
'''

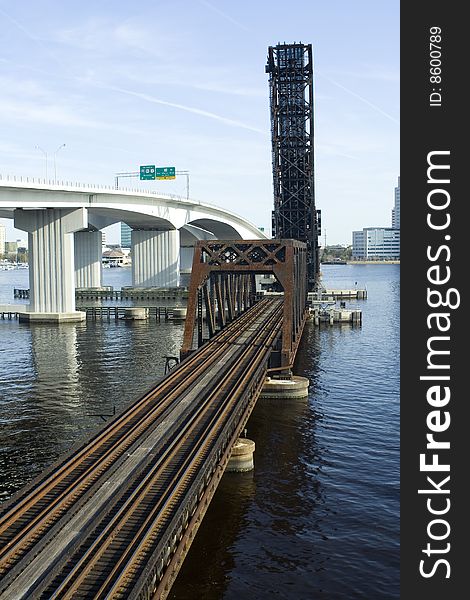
[52,17,179,60]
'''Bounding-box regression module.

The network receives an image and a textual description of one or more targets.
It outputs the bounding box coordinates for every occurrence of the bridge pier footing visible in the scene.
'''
[226,438,255,472]
[259,376,309,400]
[14,208,87,323]
[18,311,86,323]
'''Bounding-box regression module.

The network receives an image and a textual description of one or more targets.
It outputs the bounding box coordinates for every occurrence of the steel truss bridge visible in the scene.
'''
[266,42,322,290]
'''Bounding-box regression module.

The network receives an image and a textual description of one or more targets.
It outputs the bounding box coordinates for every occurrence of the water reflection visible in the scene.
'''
[1,323,82,500]
[169,472,257,600]
[31,323,81,391]
[0,318,186,502]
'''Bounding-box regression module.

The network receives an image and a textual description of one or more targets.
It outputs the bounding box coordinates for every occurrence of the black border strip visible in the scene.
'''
[401,3,465,598]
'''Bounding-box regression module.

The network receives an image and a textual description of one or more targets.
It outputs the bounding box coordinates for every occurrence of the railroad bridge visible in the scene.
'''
[0,239,309,600]
[1,40,318,599]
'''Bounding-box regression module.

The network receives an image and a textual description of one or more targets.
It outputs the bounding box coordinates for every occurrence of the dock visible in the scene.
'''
[76,287,189,301]
[312,289,367,300]
[13,287,190,302]
[0,309,20,320]
[309,304,362,325]
[82,305,187,321]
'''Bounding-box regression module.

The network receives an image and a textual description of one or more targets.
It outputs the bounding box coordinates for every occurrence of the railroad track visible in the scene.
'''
[0,298,283,599]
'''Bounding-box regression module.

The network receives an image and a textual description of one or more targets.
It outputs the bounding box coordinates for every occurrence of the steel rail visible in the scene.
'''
[122,304,285,600]
[0,300,275,580]
[17,304,286,598]
[0,296,267,532]
[48,304,282,598]
[55,303,283,599]
[153,308,282,600]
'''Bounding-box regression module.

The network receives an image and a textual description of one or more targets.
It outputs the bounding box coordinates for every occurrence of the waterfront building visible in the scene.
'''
[120,223,132,249]
[5,241,18,253]
[392,176,400,229]
[352,176,400,260]
[352,227,400,260]
[0,223,5,256]
[102,248,126,267]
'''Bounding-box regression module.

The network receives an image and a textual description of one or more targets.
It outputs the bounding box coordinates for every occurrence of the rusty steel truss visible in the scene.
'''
[266,42,321,290]
[181,239,308,373]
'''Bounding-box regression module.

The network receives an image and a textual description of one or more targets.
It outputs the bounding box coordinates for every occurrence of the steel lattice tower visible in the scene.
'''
[266,42,321,290]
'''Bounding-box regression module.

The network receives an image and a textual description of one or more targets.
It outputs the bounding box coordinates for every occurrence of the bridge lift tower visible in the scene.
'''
[266,42,322,291]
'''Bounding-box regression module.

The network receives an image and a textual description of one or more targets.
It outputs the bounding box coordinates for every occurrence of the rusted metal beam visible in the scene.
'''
[181,239,308,374]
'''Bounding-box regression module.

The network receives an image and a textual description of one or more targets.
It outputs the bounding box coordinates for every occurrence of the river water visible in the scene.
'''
[0,264,399,599]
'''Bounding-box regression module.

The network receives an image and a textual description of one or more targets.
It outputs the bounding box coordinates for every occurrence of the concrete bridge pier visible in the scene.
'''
[14,208,87,322]
[259,376,310,400]
[180,245,194,271]
[179,245,194,288]
[131,229,180,288]
[74,230,103,289]
[226,438,256,472]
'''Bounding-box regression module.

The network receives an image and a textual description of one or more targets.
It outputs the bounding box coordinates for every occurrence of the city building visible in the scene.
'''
[16,238,28,250]
[352,176,400,260]
[102,249,126,267]
[352,228,400,260]
[120,223,132,248]
[392,176,400,229]
[0,223,5,256]
[5,241,18,253]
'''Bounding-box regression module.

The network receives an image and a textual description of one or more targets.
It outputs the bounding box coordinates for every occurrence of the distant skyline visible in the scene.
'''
[0,0,399,245]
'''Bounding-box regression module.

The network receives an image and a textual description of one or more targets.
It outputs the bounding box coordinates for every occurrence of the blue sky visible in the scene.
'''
[0,0,399,245]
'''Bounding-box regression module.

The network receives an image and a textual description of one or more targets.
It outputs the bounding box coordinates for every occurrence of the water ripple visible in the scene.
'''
[1,265,399,599]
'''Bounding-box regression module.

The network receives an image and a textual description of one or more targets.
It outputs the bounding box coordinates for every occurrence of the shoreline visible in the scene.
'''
[348,260,400,264]
[321,260,400,265]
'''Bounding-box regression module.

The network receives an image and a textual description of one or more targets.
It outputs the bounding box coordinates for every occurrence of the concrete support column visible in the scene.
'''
[14,208,88,321]
[179,245,194,288]
[180,246,194,271]
[74,230,102,289]
[226,438,255,472]
[131,229,180,288]
[259,376,310,400]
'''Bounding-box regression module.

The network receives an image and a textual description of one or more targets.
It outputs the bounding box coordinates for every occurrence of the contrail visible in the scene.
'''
[318,72,399,125]
[98,83,265,134]
[199,0,251,33]
[0,6,64,68]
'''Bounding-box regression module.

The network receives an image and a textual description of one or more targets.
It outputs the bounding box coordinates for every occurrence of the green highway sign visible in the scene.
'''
[156,167,176,180]
[140,165,156,180]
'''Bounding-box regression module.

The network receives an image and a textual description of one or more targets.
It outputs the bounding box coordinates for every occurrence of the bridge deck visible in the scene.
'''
[0,298,283,599]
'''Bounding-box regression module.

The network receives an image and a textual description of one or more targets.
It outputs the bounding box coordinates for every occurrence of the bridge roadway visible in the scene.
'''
[0,297,283,600]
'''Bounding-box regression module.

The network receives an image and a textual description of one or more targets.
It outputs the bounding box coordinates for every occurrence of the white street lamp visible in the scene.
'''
[53,144,66,183]
[176,170,190,200]
[35,145,48,181]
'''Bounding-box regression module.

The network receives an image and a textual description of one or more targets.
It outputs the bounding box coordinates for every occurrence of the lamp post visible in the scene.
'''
[53,144,66,183]
[35,145,48,181]
[176,170,190,200]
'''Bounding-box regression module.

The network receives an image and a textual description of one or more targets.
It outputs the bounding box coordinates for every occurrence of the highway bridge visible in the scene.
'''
[0,176,265,321]
[0,239,308,600]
